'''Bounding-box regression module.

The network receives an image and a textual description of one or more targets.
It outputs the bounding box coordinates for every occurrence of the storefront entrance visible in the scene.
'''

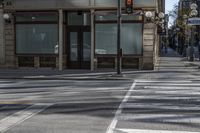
[67,27,91,69]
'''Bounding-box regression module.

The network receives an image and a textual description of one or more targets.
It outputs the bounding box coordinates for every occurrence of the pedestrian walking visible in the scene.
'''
[164,45,168,54]
[189,46,194,61]
[186,45,190,60]
[198,41,200,60]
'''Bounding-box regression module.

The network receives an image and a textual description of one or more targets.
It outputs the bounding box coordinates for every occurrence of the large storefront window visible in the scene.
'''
[95,24,116,54]
[16,24,58,54]
[95,24,142,55]
[121,24,142,54]
[95,14,143,55]
[15,12,58,54]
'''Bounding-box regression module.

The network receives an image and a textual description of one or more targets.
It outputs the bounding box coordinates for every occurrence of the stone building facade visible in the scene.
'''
[0,0,165,70]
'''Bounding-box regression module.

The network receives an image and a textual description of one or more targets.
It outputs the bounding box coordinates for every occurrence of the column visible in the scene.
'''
[90,9,95,71]
[58,9,63,71]
[0,9,5,65]
[4,13,15,67]
[142,23,155,70]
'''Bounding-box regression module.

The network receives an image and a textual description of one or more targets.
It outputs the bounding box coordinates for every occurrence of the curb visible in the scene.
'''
[0,76,133,81]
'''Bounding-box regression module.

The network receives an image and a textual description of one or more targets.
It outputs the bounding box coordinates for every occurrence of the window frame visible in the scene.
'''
[94,10,144,57]
[15,11,59,56]
[66,11,91,26]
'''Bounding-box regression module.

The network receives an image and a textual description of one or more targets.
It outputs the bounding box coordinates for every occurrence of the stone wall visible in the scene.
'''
[142,23,156,70]
[4,14,16,67]
[0,9,5,66]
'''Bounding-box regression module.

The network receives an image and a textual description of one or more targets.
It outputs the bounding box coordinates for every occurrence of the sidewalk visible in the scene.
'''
[0,47,200,80]
[158,47,200,70]
[0,68,113,79]
[160,47,182,57]
[0,68,151,80]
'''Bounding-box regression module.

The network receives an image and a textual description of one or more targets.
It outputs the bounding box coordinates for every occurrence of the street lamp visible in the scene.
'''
[184,2,198,61]
[191,2,198,61]
[145,11,165,55]
[3,13,11,23]
[144,11,165,36]
[145,11,165,24]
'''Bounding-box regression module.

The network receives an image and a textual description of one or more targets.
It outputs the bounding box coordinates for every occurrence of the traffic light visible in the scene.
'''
[125,0,133,14]
[0,0,4,7]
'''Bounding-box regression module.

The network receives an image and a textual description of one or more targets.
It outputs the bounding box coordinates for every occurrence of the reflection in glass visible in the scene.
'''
[68,12,91,26]
[16,24,58,54]
[95,23,142,55]
[70,32,78,61]
[83,32,91,61]
[95,24,116,54]
[121,24,142,54]
[16,12,58,22]
[95,14,141,21]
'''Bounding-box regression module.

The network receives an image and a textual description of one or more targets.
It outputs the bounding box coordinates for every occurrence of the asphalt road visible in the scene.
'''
[0,79,133,133]
[1,57,200,133]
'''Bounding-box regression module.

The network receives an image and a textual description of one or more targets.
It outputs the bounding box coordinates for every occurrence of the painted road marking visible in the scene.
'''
[140,83,200,86]
[121,103,200,110]
[0,101,30,105]
[0,84,13,87]
[106,81,136,133]
[143,86,200,89]
[115,128,200,133]
[0,103,52,133]
[0,96,41,105]
[110,80,200,133]
[118,114,200,124]
[136,80,193,83]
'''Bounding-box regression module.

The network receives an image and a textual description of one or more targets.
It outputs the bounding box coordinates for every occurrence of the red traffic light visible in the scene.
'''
[125,0,133,14]
[126,0,133,5]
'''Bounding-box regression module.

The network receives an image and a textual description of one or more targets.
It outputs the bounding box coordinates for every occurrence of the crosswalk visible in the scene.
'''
[108,80,200,133]
[114,128,200,133]
[0,103,53,133]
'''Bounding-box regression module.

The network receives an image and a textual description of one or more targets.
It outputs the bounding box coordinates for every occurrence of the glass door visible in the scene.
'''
[70,32,79,62]
[82,31,91,68]
[67,27,91,69]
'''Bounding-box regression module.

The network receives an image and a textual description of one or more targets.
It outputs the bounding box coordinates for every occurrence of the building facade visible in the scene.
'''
[177,0,191,55]
[178,0,200,56]
[0,0,164,70]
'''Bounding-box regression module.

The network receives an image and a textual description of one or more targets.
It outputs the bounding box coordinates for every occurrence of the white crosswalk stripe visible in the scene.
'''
[115,128,200,133]
[107,80,200,133]
[0,103,53,133]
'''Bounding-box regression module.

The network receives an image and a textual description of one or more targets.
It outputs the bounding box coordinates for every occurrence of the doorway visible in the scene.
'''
[67,27,91,69]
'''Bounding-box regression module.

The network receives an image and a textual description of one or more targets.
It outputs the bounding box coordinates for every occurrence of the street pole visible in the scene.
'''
[117,0,122,75]
[189,0,198,61]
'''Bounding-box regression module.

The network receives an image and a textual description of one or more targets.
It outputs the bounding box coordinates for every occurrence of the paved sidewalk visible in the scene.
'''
[0,68,114,79]
[157,47,200,69]
[162,47,200,68]
[0,68,149,80]
[0,47,200,80]
[160,47,182,57]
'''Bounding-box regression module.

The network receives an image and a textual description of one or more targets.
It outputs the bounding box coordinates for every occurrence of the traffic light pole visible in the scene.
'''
[117,0,122,75]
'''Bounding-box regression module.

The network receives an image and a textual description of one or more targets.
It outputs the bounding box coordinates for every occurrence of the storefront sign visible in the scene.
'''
[187,17,200,25]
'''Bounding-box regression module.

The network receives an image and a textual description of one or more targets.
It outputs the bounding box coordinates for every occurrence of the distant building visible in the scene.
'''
[176,0,191,55]
[0,0,165,70]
